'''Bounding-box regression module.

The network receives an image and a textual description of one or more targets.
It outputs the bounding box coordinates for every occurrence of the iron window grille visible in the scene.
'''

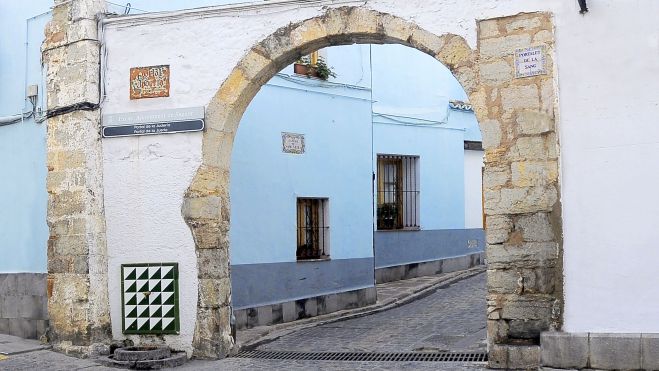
[376,155,420,230]
[296,198,330,260]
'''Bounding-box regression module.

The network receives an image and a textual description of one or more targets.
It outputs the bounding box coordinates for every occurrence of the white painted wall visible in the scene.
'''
[101,0,659,351]
[464,150,484,229]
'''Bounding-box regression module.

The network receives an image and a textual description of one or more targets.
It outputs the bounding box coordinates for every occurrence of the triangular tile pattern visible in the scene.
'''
[121,263,179,334]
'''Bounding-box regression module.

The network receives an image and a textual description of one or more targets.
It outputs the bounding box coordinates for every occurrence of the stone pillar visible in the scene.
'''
[42,0,110,356]
[474,13,563,369]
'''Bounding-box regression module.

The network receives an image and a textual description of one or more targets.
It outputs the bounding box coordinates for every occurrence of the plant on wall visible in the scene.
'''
[293,56,337,81]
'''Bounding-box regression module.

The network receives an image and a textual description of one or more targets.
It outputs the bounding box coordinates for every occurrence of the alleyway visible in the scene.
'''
[255,272,487,353]
[0,272,487,370]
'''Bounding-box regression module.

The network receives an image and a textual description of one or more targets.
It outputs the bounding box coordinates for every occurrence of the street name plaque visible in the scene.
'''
[102,107,205,138]
[514,45,547,78]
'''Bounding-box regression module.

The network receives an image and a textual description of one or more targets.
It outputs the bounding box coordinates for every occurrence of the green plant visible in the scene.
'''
[313,57,337,80]
[377,203,399,230]
[295,56,336,81]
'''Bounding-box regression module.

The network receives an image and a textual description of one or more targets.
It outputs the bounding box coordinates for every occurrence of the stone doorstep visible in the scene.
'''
[541,332,659,370]
[235,266,485,352]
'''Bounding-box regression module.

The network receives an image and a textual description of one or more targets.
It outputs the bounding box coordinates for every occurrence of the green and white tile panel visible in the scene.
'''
[121,263,180,335]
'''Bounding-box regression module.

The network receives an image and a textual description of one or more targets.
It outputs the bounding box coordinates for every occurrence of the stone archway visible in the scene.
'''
[183,7,562,368]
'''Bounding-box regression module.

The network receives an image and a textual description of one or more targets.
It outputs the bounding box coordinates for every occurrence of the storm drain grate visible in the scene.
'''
[235,351,487,362]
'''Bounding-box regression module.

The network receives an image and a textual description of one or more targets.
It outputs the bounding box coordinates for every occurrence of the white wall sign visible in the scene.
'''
[282,132,305,154]
[514,45,547,78]
[102,107,205,138]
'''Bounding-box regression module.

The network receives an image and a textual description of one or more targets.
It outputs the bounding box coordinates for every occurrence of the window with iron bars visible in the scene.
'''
[296,198,330,260]
[376,155,420,230]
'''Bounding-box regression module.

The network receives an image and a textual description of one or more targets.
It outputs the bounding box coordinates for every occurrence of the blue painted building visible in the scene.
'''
[229,44,484,329]
[0,1,51,339]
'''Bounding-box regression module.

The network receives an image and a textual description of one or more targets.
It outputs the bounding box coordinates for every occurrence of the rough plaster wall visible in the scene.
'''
[100,0,659,352]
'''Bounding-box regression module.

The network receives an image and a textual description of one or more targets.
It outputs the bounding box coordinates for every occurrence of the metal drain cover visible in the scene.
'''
[235,351,487,363]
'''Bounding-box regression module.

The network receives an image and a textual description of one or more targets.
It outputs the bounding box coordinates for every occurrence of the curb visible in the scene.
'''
[235,266,486,352]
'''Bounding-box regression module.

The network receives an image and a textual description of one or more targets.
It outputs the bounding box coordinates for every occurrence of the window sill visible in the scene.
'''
[376,227,421,232]
[296,256,331,262]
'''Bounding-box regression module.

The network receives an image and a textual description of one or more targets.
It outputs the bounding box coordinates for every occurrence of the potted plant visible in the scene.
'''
[377,203,399,230]
[293,56,336,81]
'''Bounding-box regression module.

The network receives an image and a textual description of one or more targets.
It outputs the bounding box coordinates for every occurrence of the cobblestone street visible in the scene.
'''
[0,272,487,370]
[255,272,487,354]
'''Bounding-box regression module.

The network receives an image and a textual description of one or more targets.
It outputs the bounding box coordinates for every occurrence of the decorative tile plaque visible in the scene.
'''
[282,132,305,154]
[514,45,547,78]
[130,65,170,99]
[121,263,179,335]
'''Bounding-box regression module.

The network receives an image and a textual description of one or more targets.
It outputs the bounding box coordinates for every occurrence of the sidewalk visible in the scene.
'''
[236,265,486,350]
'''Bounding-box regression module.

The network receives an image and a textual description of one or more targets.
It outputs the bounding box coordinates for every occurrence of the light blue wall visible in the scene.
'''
[229,74,374,265]
[372,117,466,230]
[0,3,51,273]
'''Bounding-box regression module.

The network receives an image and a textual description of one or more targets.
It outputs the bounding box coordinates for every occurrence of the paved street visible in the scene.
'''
[0,272,487,370]
[256,272,487,353]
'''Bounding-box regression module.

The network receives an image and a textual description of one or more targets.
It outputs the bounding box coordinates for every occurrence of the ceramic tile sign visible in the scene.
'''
[130,65,170,99]
[102,107,205,138]
[282,132,305,154]
[514,45,547,78]
[121,263,179,335]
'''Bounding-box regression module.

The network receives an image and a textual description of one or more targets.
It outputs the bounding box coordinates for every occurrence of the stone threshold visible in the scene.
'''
[234,266,485,353]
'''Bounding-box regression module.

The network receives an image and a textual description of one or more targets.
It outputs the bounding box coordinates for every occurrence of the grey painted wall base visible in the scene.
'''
[374,228,485,269]
[375,252,484,283]
[540,332,659,370]
[231,258,374,309]
[0,273,48,339]
[234,286,376,330]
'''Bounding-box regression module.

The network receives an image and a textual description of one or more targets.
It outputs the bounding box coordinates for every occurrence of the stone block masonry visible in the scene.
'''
[0,274,49,340]
[476,12,563,369]
[42,0,111,356]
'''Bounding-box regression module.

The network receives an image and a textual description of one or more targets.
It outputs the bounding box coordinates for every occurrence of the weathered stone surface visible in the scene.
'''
[480,34,532,59]
[480,119,502,149]
[198,278,231,309]
[509,319,550,339]
[486,215,513,244]
[483,165,510,189]
[479,19,500,38]
[517,110,554,135]
[505,17,542,33]
[534,29,553,44]
[485,185,558,215]
[480,60,513,85]
[516,212,554,242]
[45,0,111,355]
[511,161,558,187]
[508,136,558,161]
[508,345,541,369]
[590,333,642,370]
[540,332,589,369]
[182,195,222,220]
[435,35,473,70]
[487,242,558,269]
[501,84,540,113]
